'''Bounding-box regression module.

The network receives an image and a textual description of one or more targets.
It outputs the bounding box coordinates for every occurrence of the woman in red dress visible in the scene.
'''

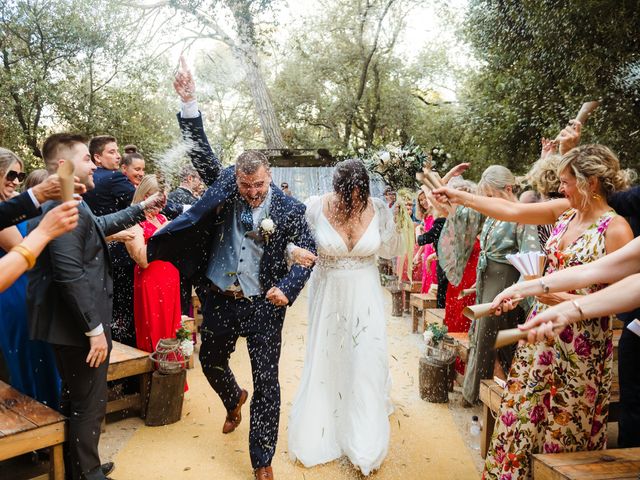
[125,175,182,355]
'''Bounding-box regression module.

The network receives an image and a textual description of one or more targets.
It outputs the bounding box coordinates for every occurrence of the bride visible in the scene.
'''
[288,159,403,475]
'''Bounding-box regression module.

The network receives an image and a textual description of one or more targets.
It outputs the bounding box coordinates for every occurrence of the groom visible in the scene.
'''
[147,119,315,478]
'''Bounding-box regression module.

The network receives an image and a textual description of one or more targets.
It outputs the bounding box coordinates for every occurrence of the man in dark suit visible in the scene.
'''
[28,133,163,480]
[149,65,316,479]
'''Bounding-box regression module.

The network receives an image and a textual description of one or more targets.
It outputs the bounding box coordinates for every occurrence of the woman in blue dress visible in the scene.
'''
[0,148,61,408]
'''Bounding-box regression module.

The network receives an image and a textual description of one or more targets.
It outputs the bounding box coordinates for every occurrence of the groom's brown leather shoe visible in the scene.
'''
[254,466,274,479]
[222,389,248,434]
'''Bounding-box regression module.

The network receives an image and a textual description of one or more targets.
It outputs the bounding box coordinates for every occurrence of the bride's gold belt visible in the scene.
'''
[316,254,376,270]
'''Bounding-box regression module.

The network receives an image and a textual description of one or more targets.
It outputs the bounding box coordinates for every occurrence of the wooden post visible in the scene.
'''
[480,402,495,458]
[145,370,187,426]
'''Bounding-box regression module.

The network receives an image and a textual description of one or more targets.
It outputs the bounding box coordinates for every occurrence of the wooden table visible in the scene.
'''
[107,341,153,417]
[479,378,620,459]
[410,292,438,333]
[0,381,66,479]
[532,448,640,480]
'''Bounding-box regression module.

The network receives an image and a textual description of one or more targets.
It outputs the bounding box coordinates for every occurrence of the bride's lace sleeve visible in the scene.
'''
[304,195,323,233]
[373,197,403,259]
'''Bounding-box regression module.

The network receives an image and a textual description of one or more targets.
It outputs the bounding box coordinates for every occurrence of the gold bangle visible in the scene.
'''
[10,244,36,270]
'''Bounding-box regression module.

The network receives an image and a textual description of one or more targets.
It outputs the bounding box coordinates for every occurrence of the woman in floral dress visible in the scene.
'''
[434,144,634,478]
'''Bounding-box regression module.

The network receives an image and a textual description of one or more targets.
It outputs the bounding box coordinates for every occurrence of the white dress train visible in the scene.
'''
[288,195,402,475]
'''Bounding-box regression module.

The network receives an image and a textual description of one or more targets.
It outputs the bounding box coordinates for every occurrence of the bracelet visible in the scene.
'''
[538,277,550,294]
[571,300,585,321]
[11,244,36,270]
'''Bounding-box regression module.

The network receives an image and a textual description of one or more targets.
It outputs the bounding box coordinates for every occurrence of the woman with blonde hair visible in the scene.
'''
[126,175,183,358]
[413,190,438,293]
[434,144,634,479]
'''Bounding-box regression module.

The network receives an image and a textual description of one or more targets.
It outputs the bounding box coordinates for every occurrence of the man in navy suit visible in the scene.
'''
[148,62,316,480]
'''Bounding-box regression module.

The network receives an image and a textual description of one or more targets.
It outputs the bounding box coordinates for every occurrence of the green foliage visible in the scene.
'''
[458,0,640,173]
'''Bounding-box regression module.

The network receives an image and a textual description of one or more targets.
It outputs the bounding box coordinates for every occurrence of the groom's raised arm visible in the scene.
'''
[276,203,316,305]
[174,58,221,187]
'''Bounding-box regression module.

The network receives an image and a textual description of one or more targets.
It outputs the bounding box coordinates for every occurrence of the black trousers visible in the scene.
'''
[53,338,111,480]
[618,325,640,447]
[199,291,285,469]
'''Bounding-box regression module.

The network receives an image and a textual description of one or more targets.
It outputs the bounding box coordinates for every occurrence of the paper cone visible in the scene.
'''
[58,160,75,202]
[495,328,527,349]
[416,172,425,182]
[457,288,476,300]
[575,101,600,125]
[463,302,496,321]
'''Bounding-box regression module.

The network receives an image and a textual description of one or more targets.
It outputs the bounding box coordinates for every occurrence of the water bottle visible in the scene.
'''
[469,415,481,451]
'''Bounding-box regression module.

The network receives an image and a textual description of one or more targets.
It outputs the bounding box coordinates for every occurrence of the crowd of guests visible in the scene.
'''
[382,119,640,479]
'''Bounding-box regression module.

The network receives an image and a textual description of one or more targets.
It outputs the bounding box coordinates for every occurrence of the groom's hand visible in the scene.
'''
[266,287,289,307]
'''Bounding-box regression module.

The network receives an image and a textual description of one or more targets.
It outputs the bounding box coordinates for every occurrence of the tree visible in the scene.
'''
[137,0,287,148]
[459,0,640,172]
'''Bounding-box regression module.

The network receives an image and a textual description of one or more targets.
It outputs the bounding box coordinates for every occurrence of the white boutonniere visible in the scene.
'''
[260,216,276,244]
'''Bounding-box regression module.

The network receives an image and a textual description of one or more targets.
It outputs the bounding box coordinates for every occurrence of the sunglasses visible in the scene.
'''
[5,170,26,183]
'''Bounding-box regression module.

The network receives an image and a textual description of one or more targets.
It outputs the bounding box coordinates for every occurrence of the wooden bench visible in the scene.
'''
[107,341,153,418]
[0,381,66,479]
[532,447,640,480]
[410,292,438,333]
[423,308,445,330]
[479,378,620,459]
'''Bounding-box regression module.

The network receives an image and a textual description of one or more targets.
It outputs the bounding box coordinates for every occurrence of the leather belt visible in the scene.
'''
[210,284,246,300]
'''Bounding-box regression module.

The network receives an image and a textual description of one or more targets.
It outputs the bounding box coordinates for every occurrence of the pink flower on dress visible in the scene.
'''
[605,337,613,358]
[530,405,545,425]
[543,392,551,410]
[585,385,597,405]
[559,326,574,344]
[597,220,610,234]
[501,410,517,427]
[494,446,506,464]
[591,420,603,436]
[544,442,562,454]
[574,333,592,357]
[500,474,512,480]
[538,349,554,366]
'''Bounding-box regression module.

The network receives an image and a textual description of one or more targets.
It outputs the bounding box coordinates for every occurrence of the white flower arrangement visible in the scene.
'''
[260,216,276,244]
[180,339,194,357]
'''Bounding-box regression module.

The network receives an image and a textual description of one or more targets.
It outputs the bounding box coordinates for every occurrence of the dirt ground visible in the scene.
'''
[103,288,481,479]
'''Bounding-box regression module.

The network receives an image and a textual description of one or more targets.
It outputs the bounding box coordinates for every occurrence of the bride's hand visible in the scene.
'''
[291,247,317,268]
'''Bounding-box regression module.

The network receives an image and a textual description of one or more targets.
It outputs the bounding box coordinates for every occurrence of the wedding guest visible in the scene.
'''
[24,169,49,190]
[519,190,540,203]
[121,148,146,187]
[168,164,201,206]
[125,175,182,356]
[0,150,62,407]
[168,165,202,314]
[414,190,437,293]
[383,186,396,208]
[83,135,130,215]
[29,133,163,480]
[437,165,540,407]
[435,145,634,479]
[416,193,448,307]
[280,182,293,197]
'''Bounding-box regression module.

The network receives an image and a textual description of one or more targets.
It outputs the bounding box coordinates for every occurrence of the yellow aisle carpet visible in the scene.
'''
[112,289,478,479]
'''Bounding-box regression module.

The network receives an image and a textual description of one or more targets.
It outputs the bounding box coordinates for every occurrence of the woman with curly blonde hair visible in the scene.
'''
[435,144,635,479]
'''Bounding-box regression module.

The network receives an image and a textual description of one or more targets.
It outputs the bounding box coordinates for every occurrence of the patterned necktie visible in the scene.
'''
[240,203,254,231]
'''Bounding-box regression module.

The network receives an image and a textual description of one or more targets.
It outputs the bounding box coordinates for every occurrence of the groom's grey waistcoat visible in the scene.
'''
[206,193,271,297]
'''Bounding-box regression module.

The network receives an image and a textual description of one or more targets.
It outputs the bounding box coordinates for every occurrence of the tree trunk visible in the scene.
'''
[240,44,286,149]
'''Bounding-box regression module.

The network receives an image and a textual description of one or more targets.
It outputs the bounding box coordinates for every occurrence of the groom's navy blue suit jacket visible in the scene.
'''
[147,114,316,305]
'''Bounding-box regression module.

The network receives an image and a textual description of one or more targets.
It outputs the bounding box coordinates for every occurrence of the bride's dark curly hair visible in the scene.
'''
[332,159,370,219]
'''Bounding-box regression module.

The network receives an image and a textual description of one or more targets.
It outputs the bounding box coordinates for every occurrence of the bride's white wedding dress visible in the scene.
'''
[288,195,402,475]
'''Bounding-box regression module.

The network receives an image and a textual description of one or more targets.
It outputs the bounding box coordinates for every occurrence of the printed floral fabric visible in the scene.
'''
[483,209,617,480]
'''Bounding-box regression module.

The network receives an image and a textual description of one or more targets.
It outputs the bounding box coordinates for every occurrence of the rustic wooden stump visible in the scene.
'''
[389,287,404,317]
[419,355,451,403]
[145,370,187,426]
